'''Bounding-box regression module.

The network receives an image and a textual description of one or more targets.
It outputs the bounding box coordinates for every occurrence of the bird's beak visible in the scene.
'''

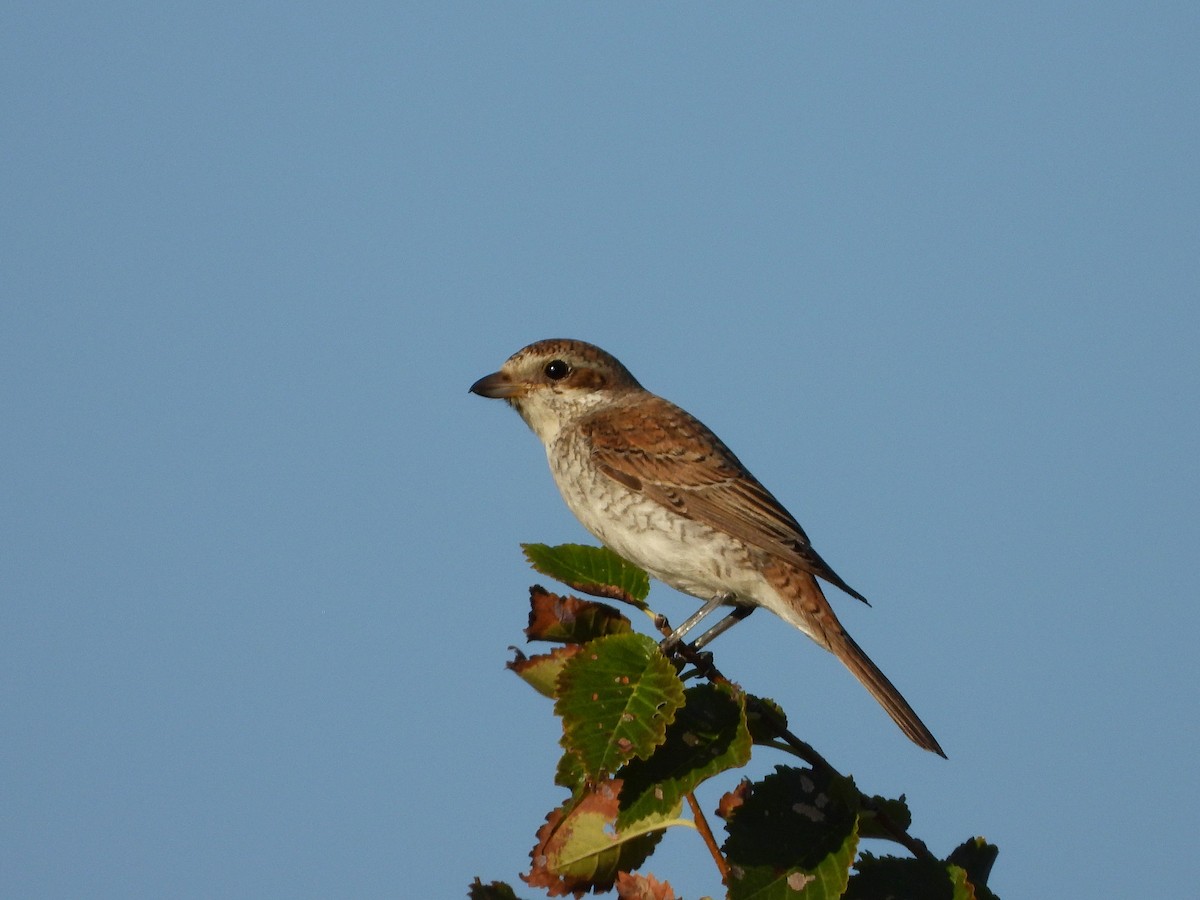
[469,370,522,399]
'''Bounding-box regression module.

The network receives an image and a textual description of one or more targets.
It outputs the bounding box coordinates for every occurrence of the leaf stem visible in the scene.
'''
[685,792,729,885]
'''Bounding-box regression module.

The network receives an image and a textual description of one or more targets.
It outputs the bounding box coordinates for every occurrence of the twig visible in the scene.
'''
[860,797,935,861]
[655,616,938,863]
[686,792,729,884]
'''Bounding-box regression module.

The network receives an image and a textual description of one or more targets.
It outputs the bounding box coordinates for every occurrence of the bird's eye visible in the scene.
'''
[544,359,571,381]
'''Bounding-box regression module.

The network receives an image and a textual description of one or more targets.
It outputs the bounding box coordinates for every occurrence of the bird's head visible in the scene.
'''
[469,339,642,444]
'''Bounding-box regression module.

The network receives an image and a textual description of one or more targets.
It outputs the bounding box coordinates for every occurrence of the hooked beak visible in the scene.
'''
[469,370,522,399]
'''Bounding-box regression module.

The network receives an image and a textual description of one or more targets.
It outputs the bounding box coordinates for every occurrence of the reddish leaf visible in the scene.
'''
[526,585,632,644]
[523,780,676,897]
[716,779,751,820]
[615,871,676,899]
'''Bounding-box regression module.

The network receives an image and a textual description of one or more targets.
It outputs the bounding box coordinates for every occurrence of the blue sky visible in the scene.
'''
[3,3,1197,897]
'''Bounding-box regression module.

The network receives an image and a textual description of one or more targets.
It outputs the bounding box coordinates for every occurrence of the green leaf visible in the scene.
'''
[948,864,984,900]
[555,633,685,780]
[726,841,858,900]
[555,748,589,797]
[524,585,632,644]
[617,682,752,828]
[523,779,684,896]
[745,694,789,745]
[856,792,913,841]
[523,543,650,608]
[845,854,962,900]
[723,766,860,900]
[947,837,1000,897]
[467,878,527,900]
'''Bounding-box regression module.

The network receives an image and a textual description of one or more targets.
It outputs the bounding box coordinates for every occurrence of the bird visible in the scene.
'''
[469,338,944,756]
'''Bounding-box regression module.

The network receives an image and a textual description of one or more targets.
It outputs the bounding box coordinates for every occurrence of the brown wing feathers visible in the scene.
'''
[582,397,871,605]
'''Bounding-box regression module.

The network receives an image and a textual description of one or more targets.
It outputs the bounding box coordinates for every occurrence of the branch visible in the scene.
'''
[685,791,729,885]
[656,615,937,863]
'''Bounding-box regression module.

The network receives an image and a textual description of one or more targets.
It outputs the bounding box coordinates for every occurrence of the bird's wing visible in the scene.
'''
[580,395,870,605]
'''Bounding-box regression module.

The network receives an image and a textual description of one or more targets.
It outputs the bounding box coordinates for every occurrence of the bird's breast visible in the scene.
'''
[544,433,767,603]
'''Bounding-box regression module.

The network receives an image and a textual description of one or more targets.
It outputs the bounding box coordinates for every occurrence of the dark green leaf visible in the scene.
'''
[727,844,857,900]
[856,792,913,841]
[723,766,860,899]
[617,682,752,828]
[467,878,526,900]
[948,864,986,900]
[845,854,961,900]
[745,694,789,745]
[948,837,1001,899]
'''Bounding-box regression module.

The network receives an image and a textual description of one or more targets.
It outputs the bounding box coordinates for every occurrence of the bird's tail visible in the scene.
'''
[827,626,946,758]
[767,565,946,757]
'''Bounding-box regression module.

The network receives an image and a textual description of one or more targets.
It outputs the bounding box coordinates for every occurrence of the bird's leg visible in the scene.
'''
[660,592,735,651]
[692,604,756,651]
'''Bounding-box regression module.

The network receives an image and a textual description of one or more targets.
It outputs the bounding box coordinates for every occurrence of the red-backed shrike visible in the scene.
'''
[470,339,943,756]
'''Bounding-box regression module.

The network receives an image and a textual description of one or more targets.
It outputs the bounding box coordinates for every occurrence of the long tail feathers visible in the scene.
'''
[764,564,946,756]
[830,627,946,758]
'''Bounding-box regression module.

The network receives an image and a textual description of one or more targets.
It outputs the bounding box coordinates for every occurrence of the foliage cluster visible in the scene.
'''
[470,544,998,899]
